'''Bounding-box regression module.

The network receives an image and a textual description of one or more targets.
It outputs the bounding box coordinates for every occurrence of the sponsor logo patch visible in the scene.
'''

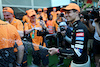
[75,47,83,53]
[76,37,84,41]
[76,33,84,37]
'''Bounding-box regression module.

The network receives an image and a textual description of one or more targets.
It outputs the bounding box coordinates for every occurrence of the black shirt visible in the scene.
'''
[59,20,89,64]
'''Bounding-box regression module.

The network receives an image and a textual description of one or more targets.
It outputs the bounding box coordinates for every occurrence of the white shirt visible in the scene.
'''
[92,21,100,41]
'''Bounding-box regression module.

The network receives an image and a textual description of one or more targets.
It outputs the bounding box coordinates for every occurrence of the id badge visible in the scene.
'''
[32,30,35,39]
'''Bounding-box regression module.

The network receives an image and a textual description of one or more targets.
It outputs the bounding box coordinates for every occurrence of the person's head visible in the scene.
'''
[38,8,42,14]
[53,7,56,12]
[62,3,80,23]
[49,14,53,20]
[3,7,14,22]
[59,22,67,31]
[27,9,37,23]
[43,8,48,13]
[57,11,61,16]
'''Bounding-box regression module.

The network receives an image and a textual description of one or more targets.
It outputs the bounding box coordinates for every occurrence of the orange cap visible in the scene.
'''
[38,8,42,12]
[62,3,80,12]
[27,9,36,17]
[3,7,14,14]
[53,7,56,9]
[57,11,61,14]
[26,9,33,14]
[43,8,48,11]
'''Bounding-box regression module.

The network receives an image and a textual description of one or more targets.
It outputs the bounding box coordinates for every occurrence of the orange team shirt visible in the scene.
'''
[11,18,23,31]
[22,15,30,23]
[0,20,23,52]
[24,21,46,51]
[41,12,48,21]
[46,20,58,34]
[50,11,57,21]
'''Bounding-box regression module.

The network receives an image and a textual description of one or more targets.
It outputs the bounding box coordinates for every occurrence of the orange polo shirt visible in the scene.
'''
[24,21,46,51]
[46,20,58,34]
[11,18,23,31]
[50,11,57,21]
[41,12,48,21]
[22,15,30,23]
[0,20,23,51]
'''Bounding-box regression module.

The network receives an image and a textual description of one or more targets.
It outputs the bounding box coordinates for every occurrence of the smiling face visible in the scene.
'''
[65,10,78,23]
[30,15,36,23]
[3,12,13,22]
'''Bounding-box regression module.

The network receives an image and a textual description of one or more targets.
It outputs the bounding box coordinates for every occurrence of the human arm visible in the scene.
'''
[16,45,24,67]
[95,21,100,37]
[48,47,74,56]
[17,20,24,38]
[15,27,24,67]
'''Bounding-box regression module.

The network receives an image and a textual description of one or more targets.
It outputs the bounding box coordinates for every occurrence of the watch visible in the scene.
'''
[16,62,22,66]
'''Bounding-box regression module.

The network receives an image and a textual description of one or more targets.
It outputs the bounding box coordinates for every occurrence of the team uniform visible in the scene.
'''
[70,20,90,67]
[24,20,49,66]
[0,20,23,67]
[10,18,27,67]
[10,18,23,31]
[58,20,90,67]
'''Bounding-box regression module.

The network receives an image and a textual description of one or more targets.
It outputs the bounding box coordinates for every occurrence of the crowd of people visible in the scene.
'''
[0,1,100,67]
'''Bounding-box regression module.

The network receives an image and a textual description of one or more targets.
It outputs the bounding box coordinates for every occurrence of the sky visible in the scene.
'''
[51,0,70,7]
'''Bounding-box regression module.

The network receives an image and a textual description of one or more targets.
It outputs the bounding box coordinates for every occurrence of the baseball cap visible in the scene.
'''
[3,7,14,14]
[27,9,36,17]
[43,8,48,11]
[38,8,42,12]
[62,3,80,12]
[59,22,67,26]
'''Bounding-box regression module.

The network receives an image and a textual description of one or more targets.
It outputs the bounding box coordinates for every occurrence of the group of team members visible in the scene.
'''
[1,5,60,67]
[1,2,100,67]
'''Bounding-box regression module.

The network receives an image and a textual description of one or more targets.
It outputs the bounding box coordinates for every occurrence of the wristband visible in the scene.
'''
[16,62,22,66]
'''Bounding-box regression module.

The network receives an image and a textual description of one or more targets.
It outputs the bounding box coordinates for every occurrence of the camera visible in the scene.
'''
[60,26,65,31]
[39,16,43,20]
[84,8,99,20]
[60,13,64,17]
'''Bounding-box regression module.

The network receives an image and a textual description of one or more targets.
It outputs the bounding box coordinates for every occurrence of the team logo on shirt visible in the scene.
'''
[76,37,84,41]
[76,33,84,37]
[75,47,83,53]
[76,29,83,32]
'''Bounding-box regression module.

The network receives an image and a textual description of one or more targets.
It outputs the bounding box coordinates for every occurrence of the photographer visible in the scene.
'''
[56,12,67,25]
[57,22,71,66]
